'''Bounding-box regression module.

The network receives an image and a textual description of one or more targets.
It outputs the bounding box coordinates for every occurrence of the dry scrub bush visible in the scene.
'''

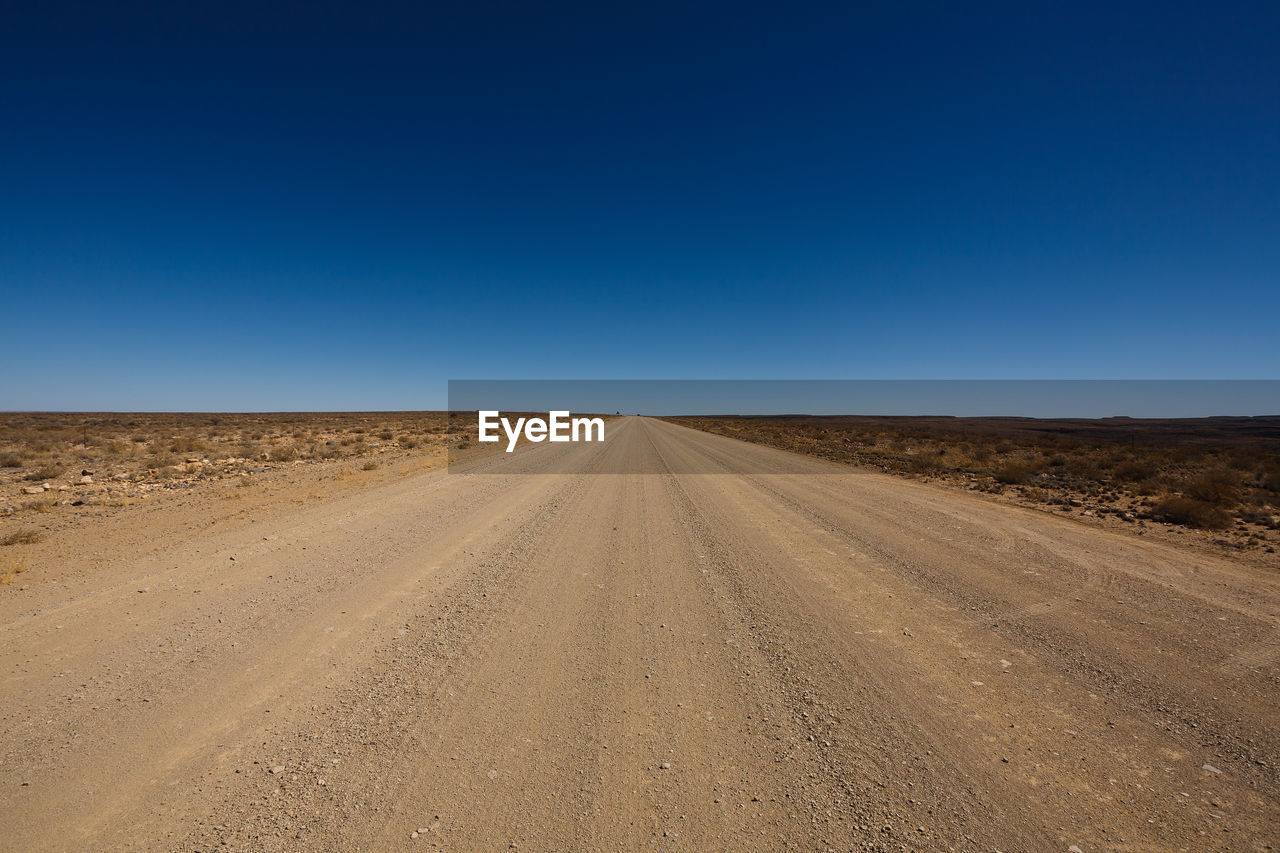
[1182,469,1241,506]
[1,529,44,546]
[1153,497,1233,530]
[1113,459,1157,482]
[169,436,207,454]
[270,444,300,462]
[994,462,1036,485]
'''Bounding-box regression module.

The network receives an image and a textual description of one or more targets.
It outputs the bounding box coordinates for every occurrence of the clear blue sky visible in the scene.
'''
[2,2,1277,411]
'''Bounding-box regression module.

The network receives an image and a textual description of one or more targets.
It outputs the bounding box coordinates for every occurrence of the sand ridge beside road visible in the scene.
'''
[1,417,1277,851]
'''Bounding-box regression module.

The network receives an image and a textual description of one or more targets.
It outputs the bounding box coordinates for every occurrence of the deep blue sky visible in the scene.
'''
[2,1,1277,411]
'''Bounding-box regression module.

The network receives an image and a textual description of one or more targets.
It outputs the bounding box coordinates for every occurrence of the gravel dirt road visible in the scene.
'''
[3,417,1278,852]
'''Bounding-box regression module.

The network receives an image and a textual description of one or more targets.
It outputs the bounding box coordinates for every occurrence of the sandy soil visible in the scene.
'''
[1,417,1277,851]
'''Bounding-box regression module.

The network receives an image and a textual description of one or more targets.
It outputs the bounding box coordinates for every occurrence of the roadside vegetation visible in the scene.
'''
[0,412,472,521]
[668,415,1280,554]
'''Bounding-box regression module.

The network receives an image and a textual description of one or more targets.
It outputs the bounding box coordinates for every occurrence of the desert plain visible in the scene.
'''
[1,412,1278,851]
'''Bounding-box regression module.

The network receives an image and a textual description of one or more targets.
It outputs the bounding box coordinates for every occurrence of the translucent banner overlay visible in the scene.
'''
[445,380,1280,474]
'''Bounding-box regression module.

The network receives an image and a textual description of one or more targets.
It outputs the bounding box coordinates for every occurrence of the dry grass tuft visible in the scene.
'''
[1,529,44,546]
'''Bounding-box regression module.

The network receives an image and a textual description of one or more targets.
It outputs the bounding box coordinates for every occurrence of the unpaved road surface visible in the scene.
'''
[3,417,1278,851]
